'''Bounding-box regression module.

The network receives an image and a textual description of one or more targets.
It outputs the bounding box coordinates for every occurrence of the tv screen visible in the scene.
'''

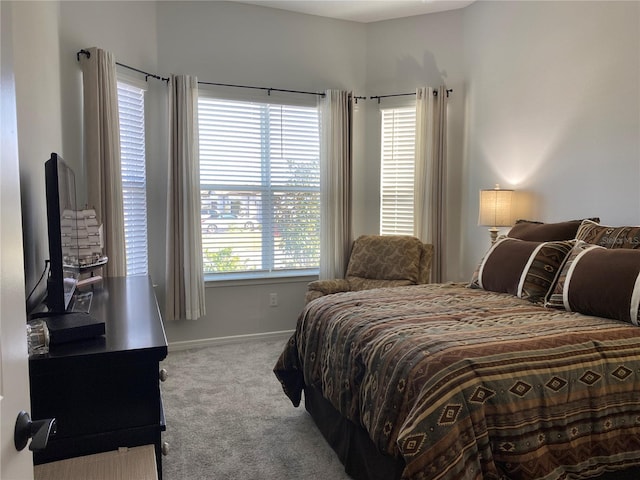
[45,153,80,313]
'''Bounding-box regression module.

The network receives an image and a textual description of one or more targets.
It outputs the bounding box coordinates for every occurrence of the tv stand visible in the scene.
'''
[28,276,168,478]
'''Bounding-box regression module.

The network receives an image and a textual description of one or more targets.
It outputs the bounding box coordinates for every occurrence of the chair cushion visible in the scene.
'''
[347,278,414,291]
[346,235,423,283]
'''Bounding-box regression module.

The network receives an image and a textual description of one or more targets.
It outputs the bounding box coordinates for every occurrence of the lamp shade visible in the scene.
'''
[478,186,513,227]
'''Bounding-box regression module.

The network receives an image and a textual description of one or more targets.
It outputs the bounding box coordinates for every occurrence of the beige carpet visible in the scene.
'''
[160,337,352,479]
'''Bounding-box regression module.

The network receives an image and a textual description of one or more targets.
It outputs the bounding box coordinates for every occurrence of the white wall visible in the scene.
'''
[461,0,640,277]
[156,1,366,91]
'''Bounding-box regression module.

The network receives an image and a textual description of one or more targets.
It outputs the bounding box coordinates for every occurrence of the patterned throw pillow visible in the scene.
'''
[575,219,640,249]
[470,237,574,302]
[508,218,600,242]
[545,241,640,325]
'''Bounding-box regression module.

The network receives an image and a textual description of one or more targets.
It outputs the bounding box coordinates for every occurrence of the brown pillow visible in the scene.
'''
[575,219,640,249]
[508,218,600,242]
[545,241,640,325]
[469,238,573,301]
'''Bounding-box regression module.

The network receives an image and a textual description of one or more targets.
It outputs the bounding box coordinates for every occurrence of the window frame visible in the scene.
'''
[116,72,149,276]
[379,98,417,236]
[197,87,321,283]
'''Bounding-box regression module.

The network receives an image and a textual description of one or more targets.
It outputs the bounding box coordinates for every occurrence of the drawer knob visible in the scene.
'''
[159,368,168,382]
[162,441,169,456]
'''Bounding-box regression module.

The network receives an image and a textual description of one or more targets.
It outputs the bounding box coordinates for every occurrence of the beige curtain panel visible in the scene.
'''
[319,90,353,280]
[79,47,126,277]
[414,86,448,283]
[165,74,206,321]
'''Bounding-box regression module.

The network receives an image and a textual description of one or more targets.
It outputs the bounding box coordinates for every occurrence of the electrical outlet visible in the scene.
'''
[269,293,278,307]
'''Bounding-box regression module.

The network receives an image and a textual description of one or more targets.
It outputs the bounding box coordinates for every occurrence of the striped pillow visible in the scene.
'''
[470,238,573,302]
[545,241,640,325]
[575,219,640,249]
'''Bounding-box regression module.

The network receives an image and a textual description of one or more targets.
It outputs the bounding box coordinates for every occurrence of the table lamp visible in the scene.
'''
[478,185,513,244]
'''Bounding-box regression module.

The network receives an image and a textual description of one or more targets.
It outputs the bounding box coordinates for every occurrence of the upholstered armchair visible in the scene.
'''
[305,235,434,304]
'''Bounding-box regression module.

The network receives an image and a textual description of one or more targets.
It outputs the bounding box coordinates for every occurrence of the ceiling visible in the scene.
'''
[231,1,476,23]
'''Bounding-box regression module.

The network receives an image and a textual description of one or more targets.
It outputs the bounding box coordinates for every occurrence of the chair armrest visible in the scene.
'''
[307,279,351,295]
[305,290,325,304]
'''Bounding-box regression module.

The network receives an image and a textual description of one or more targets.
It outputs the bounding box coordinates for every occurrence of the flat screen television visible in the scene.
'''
[44,153,80,313]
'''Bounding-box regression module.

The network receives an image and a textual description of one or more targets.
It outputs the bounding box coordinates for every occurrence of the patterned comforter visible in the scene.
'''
[274,283,640,480]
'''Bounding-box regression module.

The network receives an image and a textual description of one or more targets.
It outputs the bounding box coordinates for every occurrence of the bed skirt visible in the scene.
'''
[304,385,405,480]
[303,385,640,480]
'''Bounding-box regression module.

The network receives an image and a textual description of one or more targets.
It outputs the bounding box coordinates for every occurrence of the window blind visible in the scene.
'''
[380,106,416,235]
[198,96,320,277]
[117,81,149,276]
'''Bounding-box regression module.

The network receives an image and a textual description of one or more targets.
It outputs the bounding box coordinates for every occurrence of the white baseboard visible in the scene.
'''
[167,329,294,352]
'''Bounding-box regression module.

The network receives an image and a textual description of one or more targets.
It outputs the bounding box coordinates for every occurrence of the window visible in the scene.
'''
[198,96,320,278]
[117,80,149,275]
[380,106,416,235]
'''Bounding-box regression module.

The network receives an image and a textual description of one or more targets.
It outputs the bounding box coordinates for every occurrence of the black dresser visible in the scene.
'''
[29,275,168,478]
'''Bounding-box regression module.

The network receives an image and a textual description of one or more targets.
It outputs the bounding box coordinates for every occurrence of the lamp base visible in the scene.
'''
[488,227,500,244]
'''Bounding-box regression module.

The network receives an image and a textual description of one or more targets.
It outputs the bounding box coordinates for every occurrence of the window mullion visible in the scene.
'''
[261,104,274,271]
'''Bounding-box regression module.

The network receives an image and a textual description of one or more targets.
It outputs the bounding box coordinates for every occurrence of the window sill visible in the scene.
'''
[204,269,319,288]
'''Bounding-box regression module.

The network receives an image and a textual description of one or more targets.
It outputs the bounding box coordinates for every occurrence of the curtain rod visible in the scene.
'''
[370,89,453,104]
[76,49,170,82]
[76,49,367,102]
[76,50,354,99]
[198,82,371,103]
[198,81,326,98]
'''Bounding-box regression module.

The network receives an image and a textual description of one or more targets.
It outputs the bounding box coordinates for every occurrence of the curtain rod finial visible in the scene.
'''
[76,49,91,62]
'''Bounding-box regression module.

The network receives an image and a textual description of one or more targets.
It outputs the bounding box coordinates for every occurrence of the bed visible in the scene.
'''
[274,219,640,480]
